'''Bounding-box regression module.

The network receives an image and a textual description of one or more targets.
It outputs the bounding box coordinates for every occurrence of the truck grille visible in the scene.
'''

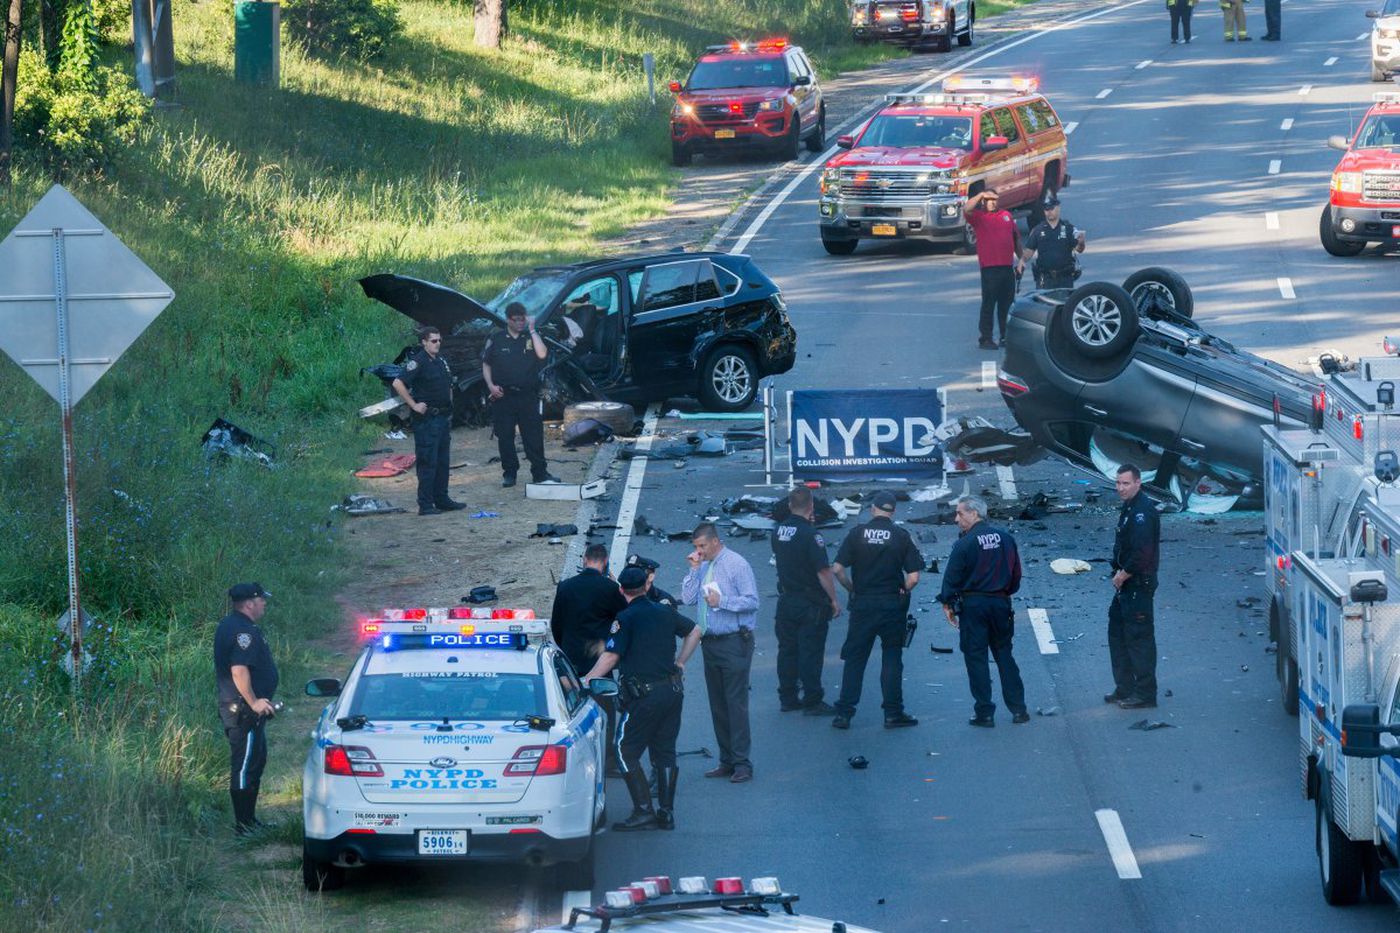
[873,1,921,22]
[837,168,933,199]
[696,102,759,124]
[1363,170,1400,202]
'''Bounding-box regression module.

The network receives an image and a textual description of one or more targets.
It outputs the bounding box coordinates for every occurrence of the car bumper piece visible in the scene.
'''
[672,117,791,149]
[819,196,966,241]
[1330,204,1400,243]
[305,828,590,868]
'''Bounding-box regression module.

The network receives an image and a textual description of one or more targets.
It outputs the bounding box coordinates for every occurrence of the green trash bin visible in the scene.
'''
[234,1,280,86]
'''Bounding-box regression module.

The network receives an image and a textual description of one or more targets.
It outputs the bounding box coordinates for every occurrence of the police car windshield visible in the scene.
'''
[687,57,789,90]
[347,672,547,721]
[487,271,572,321]
[1354,115,1400,150]
[860,115,973,150]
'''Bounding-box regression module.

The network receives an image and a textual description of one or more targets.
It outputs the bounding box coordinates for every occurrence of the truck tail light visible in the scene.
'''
[325,745,384,777]
[505,745,567,776]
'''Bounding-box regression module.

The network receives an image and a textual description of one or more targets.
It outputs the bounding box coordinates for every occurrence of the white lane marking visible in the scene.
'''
[562,890,591,923]
[608,404,661,577]
[727,0,1156,253]
[1280,117,1293,131]
[1027,607,1058,655]
[1096,810,1144,880]
[1064,121,1080,135]
[1267,159,1281,175]
[1096,88,1113,99]
[981,360,997,388]
[1299,85,1312,95]
[1265,211,1279,230]
[1324,56,1338,67]
[1278,277,1296,299]
[996,465,1019,501]
[1135,59,1152,69]
[1358,31,1371,41]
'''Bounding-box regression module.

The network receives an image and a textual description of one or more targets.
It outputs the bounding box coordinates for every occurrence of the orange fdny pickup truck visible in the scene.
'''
[1320,91,1400,256]
[817,77,1069,256]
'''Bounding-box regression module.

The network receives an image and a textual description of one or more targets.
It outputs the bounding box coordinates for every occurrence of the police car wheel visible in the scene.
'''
[1057,282,1138,359]
[555,836,596,890]
[302,844,346,892]
[1319,204,1366,257]
[1317,790,1364,905]
[699,345,758,411]
[1122,267,1194,322]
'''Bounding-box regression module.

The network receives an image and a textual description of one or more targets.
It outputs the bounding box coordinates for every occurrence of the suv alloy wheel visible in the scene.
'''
[700,345,758,411]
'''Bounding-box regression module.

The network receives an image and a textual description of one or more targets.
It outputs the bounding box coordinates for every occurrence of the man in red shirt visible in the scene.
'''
[964,189,1021,350]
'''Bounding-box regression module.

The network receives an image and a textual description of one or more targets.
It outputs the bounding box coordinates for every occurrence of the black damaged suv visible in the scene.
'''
[361,251,797,423]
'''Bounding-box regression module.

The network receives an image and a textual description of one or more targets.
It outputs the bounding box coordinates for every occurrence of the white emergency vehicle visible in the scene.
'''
[300,608,613,891]
[1261,354,1400,904]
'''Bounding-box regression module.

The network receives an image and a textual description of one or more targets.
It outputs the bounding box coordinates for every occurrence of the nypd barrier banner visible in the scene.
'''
[790,389,943,481]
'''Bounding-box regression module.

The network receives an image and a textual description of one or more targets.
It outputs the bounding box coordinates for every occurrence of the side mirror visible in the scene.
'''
[668,80,682,94]
[1341,704,1383,758]
[1328,134,1350,151]
[1366,9,1380,17]
[588,679,619,698]
[794,74,813,87]
[836,135,855,149]
[306,677,342,697]
[982,135,1009,152]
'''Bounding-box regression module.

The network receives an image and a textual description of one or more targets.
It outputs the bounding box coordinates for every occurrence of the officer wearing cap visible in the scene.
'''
[392,327,465,516]
[583,566,702,832]
[830,491,922,730]
[483,302,557,488]
[771,487,841,715]
[551,544,627,774]
[214,583,279,834]
[938,495,1029,727]
[1107,463,1162,709]
[1018,196,1085,291]
[627,554,678,610]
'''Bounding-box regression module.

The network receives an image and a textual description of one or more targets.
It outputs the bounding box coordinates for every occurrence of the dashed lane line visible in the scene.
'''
[1281,117,1293,131]
[608,404,661,578]
[1299,84,1313,95]
[1027,608,1059,655]
[1267,159,1281,175]
[1266,211,1279,230]
[1324,56,1338,66]
[1357,31,1370,40]
[1096,88,1113,99]
[996,465,1019,502]
[1278,277,1296,299]
[1095,810,1144,880]
[981,360,997,389]
[1135,59,1152,69]
[1064,121,1080,135]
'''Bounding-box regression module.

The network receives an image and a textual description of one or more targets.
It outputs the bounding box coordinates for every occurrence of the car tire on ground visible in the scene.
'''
[821,233,858,255]
[1122,266,1194,322]
[671,142,691,167]
[782,120,802,161]
[1056,281,1139,359]
[562,400,636,435]
[699,344,758,411]
[1319,203,1366,257]
[1280,648,1299,716]
[302,843,346,892]
[1317,789,1364,905]
[806,106,827,152]
[1373,63,1388,82]
[939,24,954,52]
[958,10,974,45]
[556,836,596,890]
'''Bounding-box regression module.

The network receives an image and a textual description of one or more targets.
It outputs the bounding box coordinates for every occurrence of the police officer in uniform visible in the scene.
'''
[938,496,1029,727]
[392,327,465,516]
[771,487,841,715]
[627,554,678,609]
[583,567,703,832]
[830,491,922,730]
[550,544,627,774]
[1018,196,1085,291]
[1107,463,1162,709]
[482,302,557,488]
[214,582,279,834]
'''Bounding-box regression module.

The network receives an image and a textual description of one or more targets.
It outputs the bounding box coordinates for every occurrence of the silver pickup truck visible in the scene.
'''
[850,0,974,51]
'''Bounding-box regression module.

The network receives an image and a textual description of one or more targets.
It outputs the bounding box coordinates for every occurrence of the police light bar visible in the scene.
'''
[378,631,527,652]
[943,75,1039,94]
[360,608,547,640]
[569,875,796,928]
[705,37,789,54]
[1373,91,1400,105]
[885,92,950,106]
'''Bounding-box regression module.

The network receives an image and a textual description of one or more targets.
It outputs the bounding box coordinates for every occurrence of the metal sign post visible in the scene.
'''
[53,228,86,685]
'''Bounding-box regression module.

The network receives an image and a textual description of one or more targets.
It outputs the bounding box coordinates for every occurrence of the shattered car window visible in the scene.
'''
[487,270,572,321]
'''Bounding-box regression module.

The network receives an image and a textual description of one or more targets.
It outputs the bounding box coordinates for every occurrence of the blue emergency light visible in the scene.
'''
[379,632,527,651]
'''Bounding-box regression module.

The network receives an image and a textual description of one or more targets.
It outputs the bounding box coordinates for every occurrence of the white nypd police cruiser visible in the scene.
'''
[300,607,613,891]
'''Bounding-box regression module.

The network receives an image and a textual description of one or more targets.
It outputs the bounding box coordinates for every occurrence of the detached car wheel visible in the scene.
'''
[1057,282,1139,359]
[821,233,858,256]
[1319,203,1365,257]
[563,400,636,435]
[700,345,758,411]
[1123,267,1194,322]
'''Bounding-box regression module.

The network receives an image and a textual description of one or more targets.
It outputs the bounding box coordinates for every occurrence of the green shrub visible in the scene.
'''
[13,49,151,175]
[282,0,403,61]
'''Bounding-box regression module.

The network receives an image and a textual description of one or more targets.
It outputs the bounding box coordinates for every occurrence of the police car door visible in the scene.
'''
[552,652,605,818]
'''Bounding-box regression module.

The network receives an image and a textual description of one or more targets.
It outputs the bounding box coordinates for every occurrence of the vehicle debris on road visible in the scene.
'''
[332,494,406,516]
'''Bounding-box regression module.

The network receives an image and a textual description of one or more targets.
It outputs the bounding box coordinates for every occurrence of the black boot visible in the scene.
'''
[655,767,678,831]
[231,788,258,834]
[612,768,657,831]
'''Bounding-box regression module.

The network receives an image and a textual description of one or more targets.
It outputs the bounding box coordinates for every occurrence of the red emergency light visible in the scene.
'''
[361,622,381,636]
[713,877,745,895]
[401,608,428,620]
[728,101,744,114]
[1354,417,1364,441]
[756,38,788,51]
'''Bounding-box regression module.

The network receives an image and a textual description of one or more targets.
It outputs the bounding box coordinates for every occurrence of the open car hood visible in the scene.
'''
[360,274,506,335]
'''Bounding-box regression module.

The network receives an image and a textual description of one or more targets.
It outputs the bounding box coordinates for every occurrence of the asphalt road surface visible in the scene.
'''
[546,0,1400,929]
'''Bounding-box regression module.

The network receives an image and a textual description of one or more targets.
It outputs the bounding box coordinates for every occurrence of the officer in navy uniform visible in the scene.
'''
[214,582,280,834]
[938,496,1029,727]
[583,567,703,832]
[1107,463,1162,709]
[482,302,557,488]
[770,486,841,715]
[627,554,678,609]
[391,327,465,516]
[1017,195,1085,290]
[830,490,922,730]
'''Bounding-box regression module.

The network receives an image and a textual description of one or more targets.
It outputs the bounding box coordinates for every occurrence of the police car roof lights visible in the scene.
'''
[703,37,789,54]
[361,608,547,641]
[943,75,1039,94]
[1372,91,1400,105]
[565,875,797,931]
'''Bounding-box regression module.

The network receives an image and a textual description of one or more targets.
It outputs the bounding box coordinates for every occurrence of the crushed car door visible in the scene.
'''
[629,259,723,386]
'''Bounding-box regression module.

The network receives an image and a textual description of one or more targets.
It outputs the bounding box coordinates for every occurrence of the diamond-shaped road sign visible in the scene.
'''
[0,185,174,404]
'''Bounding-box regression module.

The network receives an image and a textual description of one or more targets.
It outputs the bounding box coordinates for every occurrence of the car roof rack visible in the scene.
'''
[563,891,799,932]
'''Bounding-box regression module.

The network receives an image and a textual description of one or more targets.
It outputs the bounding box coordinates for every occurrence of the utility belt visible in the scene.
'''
[219,698,260,730]
[961,590,1011,600]
[413,405,450,419]
[621,672,682,701]
[496,385,536,397]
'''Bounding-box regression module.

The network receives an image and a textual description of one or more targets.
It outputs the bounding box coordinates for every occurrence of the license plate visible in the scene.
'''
[714,129,736,139]
[888,24,903,31]
[417,829,467,856]
[872,223,897,236]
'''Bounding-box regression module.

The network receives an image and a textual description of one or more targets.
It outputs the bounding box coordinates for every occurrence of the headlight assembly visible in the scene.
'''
[757,97,786,112]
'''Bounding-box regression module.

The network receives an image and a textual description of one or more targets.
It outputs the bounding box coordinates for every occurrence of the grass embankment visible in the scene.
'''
[0,0,1016,927]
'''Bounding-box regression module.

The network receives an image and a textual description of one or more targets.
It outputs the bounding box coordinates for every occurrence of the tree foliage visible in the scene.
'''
[283,0,403,61]
[13,47,150,174]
